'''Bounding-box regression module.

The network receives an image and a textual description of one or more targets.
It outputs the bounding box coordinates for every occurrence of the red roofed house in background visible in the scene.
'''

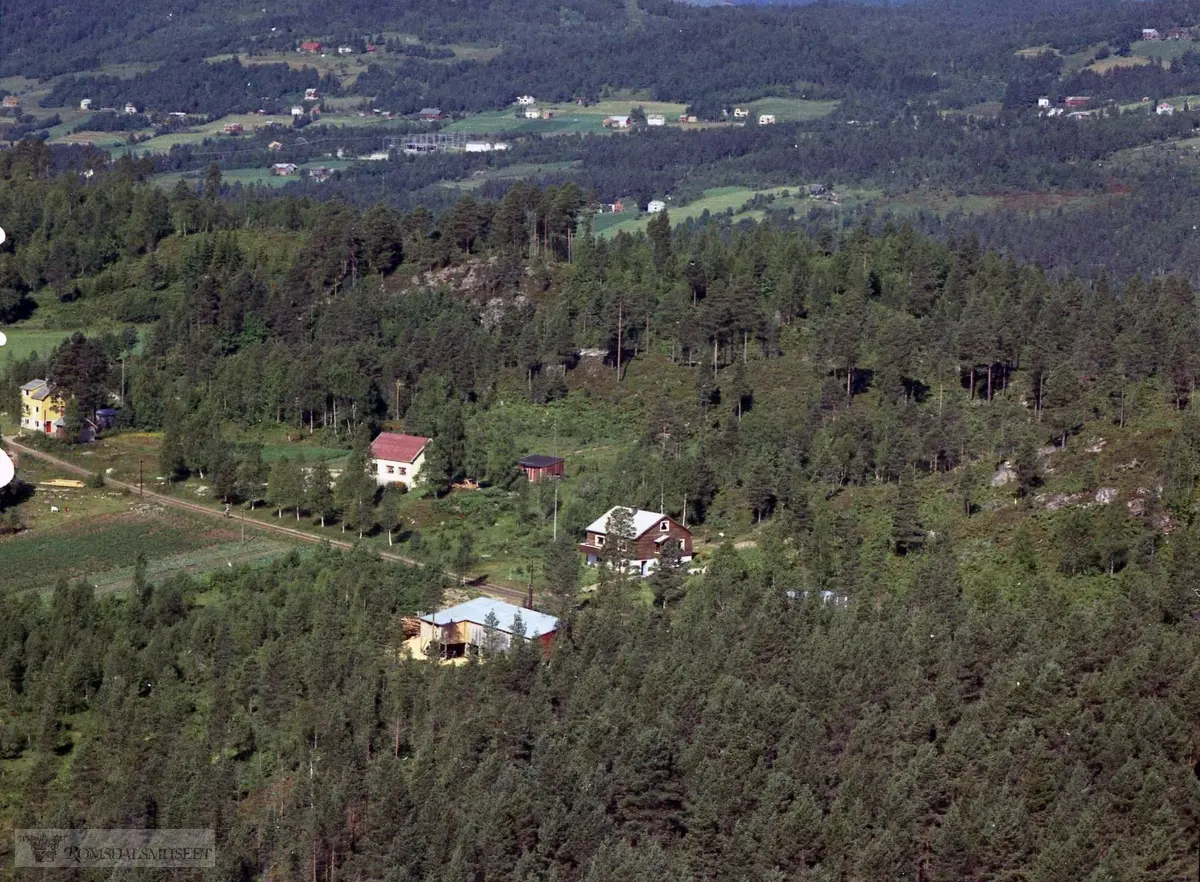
[300,41,323,53]
[371,432,432,489]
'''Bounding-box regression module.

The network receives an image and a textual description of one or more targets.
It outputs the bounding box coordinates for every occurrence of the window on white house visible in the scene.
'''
[386,465,395,474]
[660,520,669,531]
[399,466,407,475]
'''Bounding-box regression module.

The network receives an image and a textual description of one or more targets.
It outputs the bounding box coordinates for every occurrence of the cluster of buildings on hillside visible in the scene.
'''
[1036,94,1187,119]
[297,41,378,55]
[410,499,694,659]
[371,430,692,576]
[14,381,693,659]
[1139,26,1198,41]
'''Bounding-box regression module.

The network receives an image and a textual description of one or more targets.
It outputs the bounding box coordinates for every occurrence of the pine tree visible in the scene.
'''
[890,469,923,556]
[543,535,581,616]
[603,506,637,574]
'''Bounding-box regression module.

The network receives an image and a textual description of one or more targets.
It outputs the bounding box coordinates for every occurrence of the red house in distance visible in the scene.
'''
[518,454,564,483]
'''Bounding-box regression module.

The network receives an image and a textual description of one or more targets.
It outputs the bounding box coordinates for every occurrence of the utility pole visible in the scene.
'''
[616,301,623,384]
[552,482,558,541]
[138,457,144,497]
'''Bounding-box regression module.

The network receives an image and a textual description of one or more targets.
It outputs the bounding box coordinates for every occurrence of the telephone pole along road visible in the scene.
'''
[4,438,536,607]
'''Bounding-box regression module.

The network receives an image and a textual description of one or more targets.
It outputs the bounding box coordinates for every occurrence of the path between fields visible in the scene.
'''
[5,440,533,607]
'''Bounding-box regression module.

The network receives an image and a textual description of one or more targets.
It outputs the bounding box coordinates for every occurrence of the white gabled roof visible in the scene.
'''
[586,506,670,538]
[420,598,558,639]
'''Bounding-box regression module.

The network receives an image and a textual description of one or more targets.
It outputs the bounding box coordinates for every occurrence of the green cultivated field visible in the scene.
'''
[1129,39,1197,64]
[447,99,690,136]
[0,329,78,362]
[154,160,354,190]
[0,509,282,594]
[441,161,582,190]
[0,324,151,367]
[596,185,800,237]
[743,97,839,122]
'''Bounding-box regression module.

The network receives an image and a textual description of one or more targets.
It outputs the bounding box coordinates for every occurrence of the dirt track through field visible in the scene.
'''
[5,439,535,607]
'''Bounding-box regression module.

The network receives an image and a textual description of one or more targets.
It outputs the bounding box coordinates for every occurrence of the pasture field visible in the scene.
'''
[0,323,150,370]
[1014,45,1059,58]
[0,329,78,363]
[447,99,690,136]
[743,97,839,123]
[153,160,355,190]
[441,161,582,190]
[1129,39,1197,64]
[1086,55,1153,74]
[596,186,801,237]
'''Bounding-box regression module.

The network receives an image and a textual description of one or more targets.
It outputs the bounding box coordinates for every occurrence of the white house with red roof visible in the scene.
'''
[370,432,431,489]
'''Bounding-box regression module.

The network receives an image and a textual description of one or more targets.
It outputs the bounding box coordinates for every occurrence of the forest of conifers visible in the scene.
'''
[1,125,1200,879]
[4,0,1200,872]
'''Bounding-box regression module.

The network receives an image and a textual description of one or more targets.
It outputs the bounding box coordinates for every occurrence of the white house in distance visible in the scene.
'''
[515,95,537,106]
[758,113,776,125]
[1157,101,1175,116]
[464,141,510,152]
[524,107,541,119]
[647,199,666,213]
[1037,97,1051,109]
[646,113,666,126]
[370,431,431,489]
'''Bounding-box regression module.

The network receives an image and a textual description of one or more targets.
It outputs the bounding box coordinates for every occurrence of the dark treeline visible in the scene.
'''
[1,538,1197,880]
[1,0,1173,111]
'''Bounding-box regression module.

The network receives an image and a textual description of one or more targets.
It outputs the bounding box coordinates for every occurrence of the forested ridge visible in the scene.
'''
[6,83,1200,879]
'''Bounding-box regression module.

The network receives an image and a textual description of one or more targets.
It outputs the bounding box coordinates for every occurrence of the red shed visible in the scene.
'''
[519,454,564,483]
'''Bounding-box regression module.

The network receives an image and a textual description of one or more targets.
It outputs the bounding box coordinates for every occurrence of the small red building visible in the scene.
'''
[300,41,323,53]
[519,454,564,483]
[1064,96,1090,108]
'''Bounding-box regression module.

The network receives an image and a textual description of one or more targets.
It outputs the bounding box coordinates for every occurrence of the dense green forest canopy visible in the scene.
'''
[0,534,1197,880]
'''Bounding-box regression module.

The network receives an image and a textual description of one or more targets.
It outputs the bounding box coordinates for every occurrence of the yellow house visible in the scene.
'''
[20,379,65,435]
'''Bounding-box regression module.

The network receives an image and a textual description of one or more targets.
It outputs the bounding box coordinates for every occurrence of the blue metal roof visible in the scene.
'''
[420,598,558,639]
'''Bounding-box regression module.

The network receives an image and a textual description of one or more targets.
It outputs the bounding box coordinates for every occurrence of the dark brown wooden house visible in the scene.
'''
[579,507,693,576]
[518,454,564,483]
